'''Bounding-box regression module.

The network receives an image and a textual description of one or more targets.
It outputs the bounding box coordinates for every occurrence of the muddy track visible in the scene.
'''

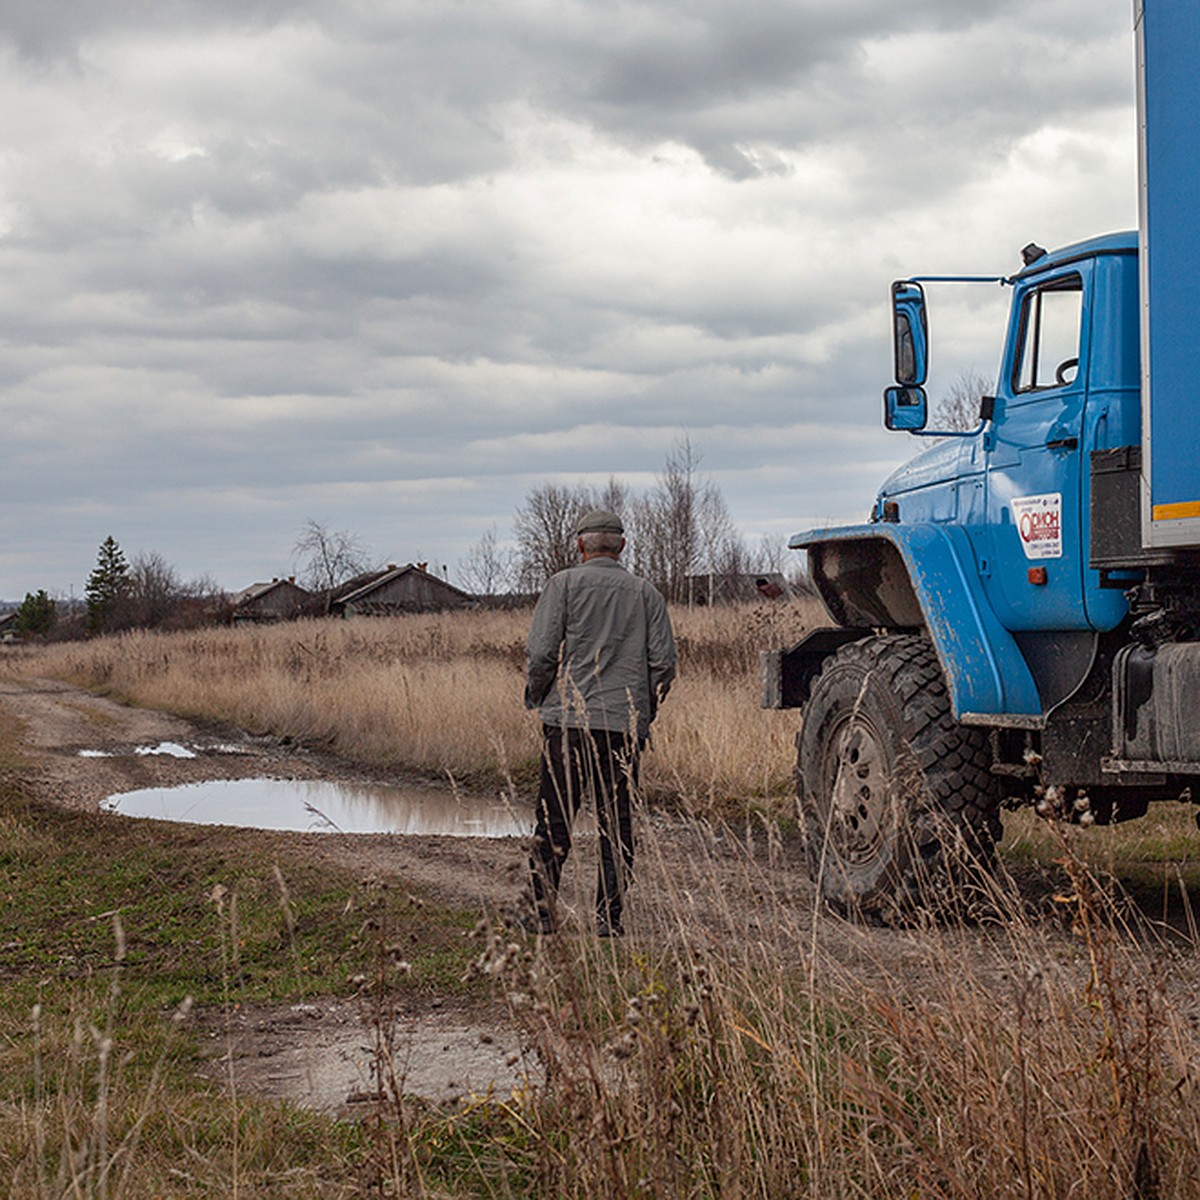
[0,674,1083,1113]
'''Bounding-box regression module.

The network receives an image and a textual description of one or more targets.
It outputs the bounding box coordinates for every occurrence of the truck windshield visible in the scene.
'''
[1015,274,1082,392]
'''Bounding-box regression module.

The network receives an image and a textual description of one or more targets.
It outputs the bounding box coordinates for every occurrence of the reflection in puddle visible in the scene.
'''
[102,778,530,838]
[136,742,197,758]
[78,742,200,759]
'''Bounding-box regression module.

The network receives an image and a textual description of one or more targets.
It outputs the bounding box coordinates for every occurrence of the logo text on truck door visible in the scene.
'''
[1011,493,1063,560]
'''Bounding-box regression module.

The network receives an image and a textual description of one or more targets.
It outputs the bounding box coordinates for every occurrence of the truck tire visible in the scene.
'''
[797,634,1002,914]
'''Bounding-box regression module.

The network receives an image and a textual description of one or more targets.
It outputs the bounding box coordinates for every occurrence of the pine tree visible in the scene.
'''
[85,536,130,634]
[13,589,56,637]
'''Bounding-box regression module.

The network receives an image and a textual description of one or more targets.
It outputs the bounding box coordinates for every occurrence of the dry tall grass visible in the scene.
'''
[9,602,1200,1194]
[6,600,824,811]
[440,817,1200,1198]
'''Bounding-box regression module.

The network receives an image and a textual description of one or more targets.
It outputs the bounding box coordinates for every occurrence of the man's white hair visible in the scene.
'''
[579,530,624,555]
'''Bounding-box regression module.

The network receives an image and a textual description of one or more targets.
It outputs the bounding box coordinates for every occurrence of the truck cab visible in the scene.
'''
[760,1,1200,915]
[878,235,1140,644]
[764,230,1200,913]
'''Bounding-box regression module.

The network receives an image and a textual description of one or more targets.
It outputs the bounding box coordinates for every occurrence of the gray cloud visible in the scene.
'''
[0,0,1138,597]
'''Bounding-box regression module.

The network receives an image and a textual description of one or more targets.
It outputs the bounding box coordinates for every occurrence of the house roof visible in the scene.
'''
[338,563,475,606]
[231,579,312,607]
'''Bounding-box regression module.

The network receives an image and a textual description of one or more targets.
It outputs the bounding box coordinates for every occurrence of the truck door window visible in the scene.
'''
[1014,275,1082,392]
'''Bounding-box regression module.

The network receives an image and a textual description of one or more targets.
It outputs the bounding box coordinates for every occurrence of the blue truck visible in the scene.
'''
[763,0,1200,911]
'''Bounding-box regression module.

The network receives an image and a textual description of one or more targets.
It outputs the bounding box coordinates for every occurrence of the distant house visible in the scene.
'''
[682,572,793,606]
[332,563,476,617]
[0,610,17,641]
[231,578,315,623]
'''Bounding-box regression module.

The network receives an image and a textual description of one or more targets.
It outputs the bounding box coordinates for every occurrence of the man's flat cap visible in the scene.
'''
[575,509,624,536]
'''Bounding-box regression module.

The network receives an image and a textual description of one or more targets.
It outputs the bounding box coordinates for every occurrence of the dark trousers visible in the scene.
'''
[529,724,641,927]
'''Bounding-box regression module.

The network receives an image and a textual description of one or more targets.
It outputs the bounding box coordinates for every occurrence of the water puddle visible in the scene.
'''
[78,741,223,759]
[102,778,530,838]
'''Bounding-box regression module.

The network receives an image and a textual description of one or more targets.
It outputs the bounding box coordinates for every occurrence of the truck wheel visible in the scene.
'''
[797,634,1002,914]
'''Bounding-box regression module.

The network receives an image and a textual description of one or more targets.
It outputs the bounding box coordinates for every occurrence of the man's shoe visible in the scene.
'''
[597,918,624,939]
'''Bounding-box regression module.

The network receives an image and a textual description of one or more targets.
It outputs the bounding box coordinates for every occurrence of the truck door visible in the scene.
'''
[983,262,1091,631]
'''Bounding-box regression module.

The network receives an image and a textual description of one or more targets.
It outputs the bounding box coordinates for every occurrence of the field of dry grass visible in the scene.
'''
[7,604,1200,1195]
[5,600,825,813]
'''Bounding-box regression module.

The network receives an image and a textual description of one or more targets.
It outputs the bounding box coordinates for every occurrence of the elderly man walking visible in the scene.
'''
[521,509,676,937]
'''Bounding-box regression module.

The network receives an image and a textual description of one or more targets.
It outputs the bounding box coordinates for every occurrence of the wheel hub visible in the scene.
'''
[823,715,891,864]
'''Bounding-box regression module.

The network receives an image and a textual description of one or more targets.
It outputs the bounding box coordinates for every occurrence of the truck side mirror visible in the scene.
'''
[891,280,928,386]
[884,385,928,431]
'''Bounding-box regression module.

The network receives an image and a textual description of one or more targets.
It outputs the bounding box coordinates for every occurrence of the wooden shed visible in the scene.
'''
[333,563,476,616]
[231,578,315,623]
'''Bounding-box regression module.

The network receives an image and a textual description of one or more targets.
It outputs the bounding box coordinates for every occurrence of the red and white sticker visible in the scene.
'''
[1011,493,1062,560]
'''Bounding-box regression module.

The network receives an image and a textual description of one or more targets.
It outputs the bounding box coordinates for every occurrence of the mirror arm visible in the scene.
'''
[907,415,993,439]
[904,394,996,439]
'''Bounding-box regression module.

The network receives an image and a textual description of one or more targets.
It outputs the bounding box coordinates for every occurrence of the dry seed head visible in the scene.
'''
[505,1053,520,1067]
[607,1030,639,1060]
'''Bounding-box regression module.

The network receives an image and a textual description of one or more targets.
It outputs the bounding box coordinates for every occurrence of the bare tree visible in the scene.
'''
[510,439,752,601]
[293,520,372,594]
[126,550,183,628]
[513,483,594,591]
[594,476,631,521]
[752,534,788,575]
[631,436,743,602]
[934,368,993,432]
[457,526,516,597]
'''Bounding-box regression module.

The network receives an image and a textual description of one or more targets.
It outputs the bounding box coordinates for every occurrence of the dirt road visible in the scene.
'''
[0,674,1067,1113]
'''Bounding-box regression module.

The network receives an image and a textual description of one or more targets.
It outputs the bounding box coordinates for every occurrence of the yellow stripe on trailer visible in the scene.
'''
[1152,500,1200,521]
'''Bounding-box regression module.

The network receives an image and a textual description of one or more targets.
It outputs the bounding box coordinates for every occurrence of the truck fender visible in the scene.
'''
[760,627,872,709]
[789,524,1043,720]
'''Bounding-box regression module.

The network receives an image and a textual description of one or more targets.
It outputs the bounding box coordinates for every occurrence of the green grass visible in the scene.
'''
[0,788,478,1009]
[0,705,493,1197]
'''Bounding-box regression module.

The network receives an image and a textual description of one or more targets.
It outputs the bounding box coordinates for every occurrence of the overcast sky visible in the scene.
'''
[0,0,1138,599]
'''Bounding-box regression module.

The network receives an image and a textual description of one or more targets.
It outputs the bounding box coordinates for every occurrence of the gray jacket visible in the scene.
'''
[524,556,676,737]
